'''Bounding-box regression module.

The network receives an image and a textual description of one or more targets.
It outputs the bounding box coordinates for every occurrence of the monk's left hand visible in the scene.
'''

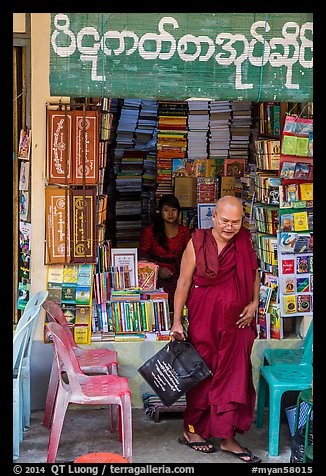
[236,302,257,328]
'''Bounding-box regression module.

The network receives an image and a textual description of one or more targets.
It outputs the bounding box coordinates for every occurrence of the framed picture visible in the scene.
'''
[111,248,138,287]
[197,203,215,229]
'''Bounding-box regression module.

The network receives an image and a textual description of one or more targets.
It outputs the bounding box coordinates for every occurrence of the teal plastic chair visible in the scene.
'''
[262,319,313,366]
[256,336,313,456]
[17,290,48,430]
[13,305,42,460]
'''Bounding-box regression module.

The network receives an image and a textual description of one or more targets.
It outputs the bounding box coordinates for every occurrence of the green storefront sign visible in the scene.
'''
[50,13,313,101]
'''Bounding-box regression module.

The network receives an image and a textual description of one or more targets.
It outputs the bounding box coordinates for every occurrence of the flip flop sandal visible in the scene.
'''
[178,437,217,453]
[222,447,261,463]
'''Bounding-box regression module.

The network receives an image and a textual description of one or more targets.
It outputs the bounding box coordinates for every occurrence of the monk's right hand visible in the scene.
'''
[169,323,186,341]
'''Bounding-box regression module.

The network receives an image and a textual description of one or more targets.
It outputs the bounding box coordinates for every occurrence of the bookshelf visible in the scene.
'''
[252,102,313,339]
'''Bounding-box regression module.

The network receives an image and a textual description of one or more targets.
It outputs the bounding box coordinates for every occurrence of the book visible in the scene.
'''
[280,213,294,232]
[293,211,309,231]
[280,161,296,179]
[19,161,30,191]
[269,305,283,339]
[296,276,310,293]
[299,183,313,201]
[296,255,310,274]
[62,265,78,284]
[282,276,295,294]
[197,203,215,229]
[282,294,297,314]
[19,191,29,221]
[47,109,99,185]
[297,294,312,313]
[18,129,32,160]
[111,248,138,287]
[138,261,158,290]
[76,286,91,305]
[224,158,246,177]
[258,285,273,316]
[294,162,312,180]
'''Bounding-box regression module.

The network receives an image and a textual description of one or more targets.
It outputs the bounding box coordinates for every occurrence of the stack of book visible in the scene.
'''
[208,100,231,159]
[115,150,146,247]
[156,100,188,201]
[134,99,158,150]
[114,98,141,172]
[229,101,252,160]
[186,100,209,159]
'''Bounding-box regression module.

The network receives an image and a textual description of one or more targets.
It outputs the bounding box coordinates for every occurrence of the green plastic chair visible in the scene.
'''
[294,387,313,463]
[256,336,313,456]
[262,319,313,366]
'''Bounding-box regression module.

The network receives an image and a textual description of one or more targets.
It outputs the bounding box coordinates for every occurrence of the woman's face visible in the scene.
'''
[161,204,179,223]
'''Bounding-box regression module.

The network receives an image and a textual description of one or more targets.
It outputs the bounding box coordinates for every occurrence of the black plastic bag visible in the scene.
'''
[138,340,213,406]
[290,422,313,463]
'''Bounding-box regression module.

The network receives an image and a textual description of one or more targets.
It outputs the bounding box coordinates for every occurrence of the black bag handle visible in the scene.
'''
[167,341,207,379]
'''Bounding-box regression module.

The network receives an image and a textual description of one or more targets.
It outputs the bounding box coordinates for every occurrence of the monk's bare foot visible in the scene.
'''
[220,438,260,462]
[183,431,215,452]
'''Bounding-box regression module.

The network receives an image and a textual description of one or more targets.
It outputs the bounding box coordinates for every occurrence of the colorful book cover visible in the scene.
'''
[258,285,273,315]
[293,212,308,231]
[279,232,296,253]
[18,129,32,160]
[294,162,312,180]
[62,265,78,283]
[295,136,309,156]
[296,255,310,274]
[293,234,311,254]
[61,304,76,324]
[77,264,93,286]
[47,283,62,303]
[76,286,91,305]
[280,213,294,232]
[282,294,297,314]
[75,306,91,325]
[297,294,312,313]
[280,161,296,179]
[74,324,89,344]
[269,305,283,339]
[224,158,246,177]
[282,276,295,294]
[281,258,296,274]
[296,276,310,293]
[61,284,76,304]
[299,183,313,201]
[281,134,297,156]
[138,261,158,290]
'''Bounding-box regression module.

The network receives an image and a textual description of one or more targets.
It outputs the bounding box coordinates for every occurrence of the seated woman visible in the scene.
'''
[139,194,191,312]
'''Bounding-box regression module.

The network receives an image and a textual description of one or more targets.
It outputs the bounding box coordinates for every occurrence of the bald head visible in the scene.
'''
[215,196,243,215]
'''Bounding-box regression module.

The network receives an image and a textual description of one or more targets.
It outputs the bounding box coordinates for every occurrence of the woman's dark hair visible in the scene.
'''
[152,194,181,250]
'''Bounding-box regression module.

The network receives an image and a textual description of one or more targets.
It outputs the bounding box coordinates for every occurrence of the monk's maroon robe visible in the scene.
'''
[184,226,258,439]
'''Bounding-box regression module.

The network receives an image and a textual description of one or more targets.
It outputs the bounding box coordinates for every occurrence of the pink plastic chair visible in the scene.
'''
[42,300,119,432]
[45,322,132,463]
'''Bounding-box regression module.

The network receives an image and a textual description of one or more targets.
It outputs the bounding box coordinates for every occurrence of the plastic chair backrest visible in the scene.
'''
[301,327,313,365]
[15,290,48,337]
[303,319,313,349]
[43,300,76,348]
[46,322,84,394]
[13,307,40,375]
[24,290,49,313]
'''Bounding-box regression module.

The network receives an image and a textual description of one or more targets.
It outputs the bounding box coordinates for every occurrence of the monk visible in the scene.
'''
[170,196,261,463]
